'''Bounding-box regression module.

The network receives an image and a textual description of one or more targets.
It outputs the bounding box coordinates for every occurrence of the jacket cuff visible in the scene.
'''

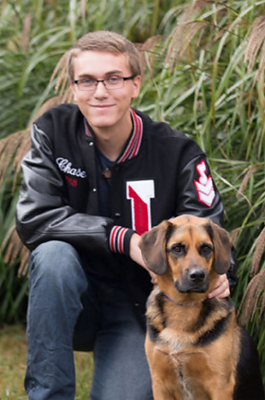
[109,226,135,256]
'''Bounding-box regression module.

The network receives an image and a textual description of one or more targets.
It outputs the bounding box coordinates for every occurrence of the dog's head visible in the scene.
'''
[139,215,232,294]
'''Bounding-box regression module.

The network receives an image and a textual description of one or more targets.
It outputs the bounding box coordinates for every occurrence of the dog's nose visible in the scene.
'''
[189,269,206,283]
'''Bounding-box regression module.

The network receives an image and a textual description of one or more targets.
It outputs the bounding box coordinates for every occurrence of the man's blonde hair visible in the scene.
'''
[67,30,141,81]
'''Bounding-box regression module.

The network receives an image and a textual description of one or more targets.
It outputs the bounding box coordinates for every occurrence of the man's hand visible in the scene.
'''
[208,274,230,299]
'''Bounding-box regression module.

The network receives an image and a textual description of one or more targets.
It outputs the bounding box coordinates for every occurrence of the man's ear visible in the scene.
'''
[131,75,141,99]
[70,82,77,102]
[139,220,171,276]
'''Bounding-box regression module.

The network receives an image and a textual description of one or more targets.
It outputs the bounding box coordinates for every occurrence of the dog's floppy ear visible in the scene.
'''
[210,221,232,274]
[139,220,171,275]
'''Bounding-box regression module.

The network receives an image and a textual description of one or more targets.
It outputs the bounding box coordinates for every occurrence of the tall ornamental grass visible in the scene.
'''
[0,0,264,384]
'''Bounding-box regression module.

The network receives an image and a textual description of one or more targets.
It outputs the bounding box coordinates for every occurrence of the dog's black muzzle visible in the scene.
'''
[175,267,209,293]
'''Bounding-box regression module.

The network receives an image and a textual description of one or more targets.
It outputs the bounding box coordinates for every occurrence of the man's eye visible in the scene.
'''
[81,78,94,84]
[108,76,121,83]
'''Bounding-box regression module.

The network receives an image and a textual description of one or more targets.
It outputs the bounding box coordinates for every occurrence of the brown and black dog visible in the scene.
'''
[140,215,264,400]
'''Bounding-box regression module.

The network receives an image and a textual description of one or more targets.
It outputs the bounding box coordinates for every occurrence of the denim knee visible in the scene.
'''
[29,240,87,292]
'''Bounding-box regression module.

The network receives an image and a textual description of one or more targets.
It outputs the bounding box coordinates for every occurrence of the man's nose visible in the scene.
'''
[94,81,109,96]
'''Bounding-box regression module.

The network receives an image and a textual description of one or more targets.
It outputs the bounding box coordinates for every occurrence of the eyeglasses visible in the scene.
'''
[73,75,136,91]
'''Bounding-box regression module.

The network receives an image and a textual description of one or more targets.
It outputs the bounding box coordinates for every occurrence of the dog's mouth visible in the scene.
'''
[174,268,209,293]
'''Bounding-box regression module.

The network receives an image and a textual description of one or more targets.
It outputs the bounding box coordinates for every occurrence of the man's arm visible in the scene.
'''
[175,155,224,225]
[16,124,113,254]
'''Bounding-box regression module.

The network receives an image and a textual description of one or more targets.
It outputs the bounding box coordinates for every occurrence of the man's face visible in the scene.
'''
[71,50,141,135]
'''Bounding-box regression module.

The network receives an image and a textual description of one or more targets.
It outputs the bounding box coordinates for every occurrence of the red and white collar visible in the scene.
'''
[84,108,143,163]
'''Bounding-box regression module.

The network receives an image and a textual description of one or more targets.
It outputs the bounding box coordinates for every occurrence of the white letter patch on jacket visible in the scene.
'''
[127,180,155,235]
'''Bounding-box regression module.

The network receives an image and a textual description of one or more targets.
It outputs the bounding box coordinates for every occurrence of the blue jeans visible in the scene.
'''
[25,241,153,400]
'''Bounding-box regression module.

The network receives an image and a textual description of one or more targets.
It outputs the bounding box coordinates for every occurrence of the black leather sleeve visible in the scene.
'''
[16,124,113,254]
[175,155,224,226]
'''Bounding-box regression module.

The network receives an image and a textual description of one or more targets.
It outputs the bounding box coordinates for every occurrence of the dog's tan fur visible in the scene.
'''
[140,215,244,400]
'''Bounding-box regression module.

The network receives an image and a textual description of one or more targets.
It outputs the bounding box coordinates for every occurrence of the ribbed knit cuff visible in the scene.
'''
[109,226,136,256]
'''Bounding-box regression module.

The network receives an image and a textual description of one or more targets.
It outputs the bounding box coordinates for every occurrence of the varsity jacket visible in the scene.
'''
[16,104,224,328]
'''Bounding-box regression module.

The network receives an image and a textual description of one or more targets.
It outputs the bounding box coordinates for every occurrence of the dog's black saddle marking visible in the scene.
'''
[146,291,167,343]
[147,318,160,342]
[195,311,232,347]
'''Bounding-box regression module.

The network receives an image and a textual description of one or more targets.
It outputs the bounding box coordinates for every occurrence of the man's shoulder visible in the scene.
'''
[34,103,82,129]
[134,109,204,164]
[134,108,198,143]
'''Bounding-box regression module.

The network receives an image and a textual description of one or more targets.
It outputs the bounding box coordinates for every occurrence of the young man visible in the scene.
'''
[16,30,231,400]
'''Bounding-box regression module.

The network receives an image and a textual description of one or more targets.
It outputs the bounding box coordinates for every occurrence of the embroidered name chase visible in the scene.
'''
[56,157,87,178]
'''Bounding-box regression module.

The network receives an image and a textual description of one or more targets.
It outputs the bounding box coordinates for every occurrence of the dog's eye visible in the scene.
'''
[200,244,213,257]
[171,243,185,256]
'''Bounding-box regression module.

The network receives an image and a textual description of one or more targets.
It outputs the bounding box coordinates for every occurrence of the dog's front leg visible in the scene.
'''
[204,373,235,400]
[208,385,234,400]
[147,345,183,400]
[151,372,183,400]
[152,383,182,400]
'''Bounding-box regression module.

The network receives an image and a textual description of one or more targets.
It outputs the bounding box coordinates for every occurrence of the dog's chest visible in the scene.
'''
[171,350,208,400]
[157,344,211,400]
[159,325,193,353]
[147,291,233,399]
[176,372,194,400]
